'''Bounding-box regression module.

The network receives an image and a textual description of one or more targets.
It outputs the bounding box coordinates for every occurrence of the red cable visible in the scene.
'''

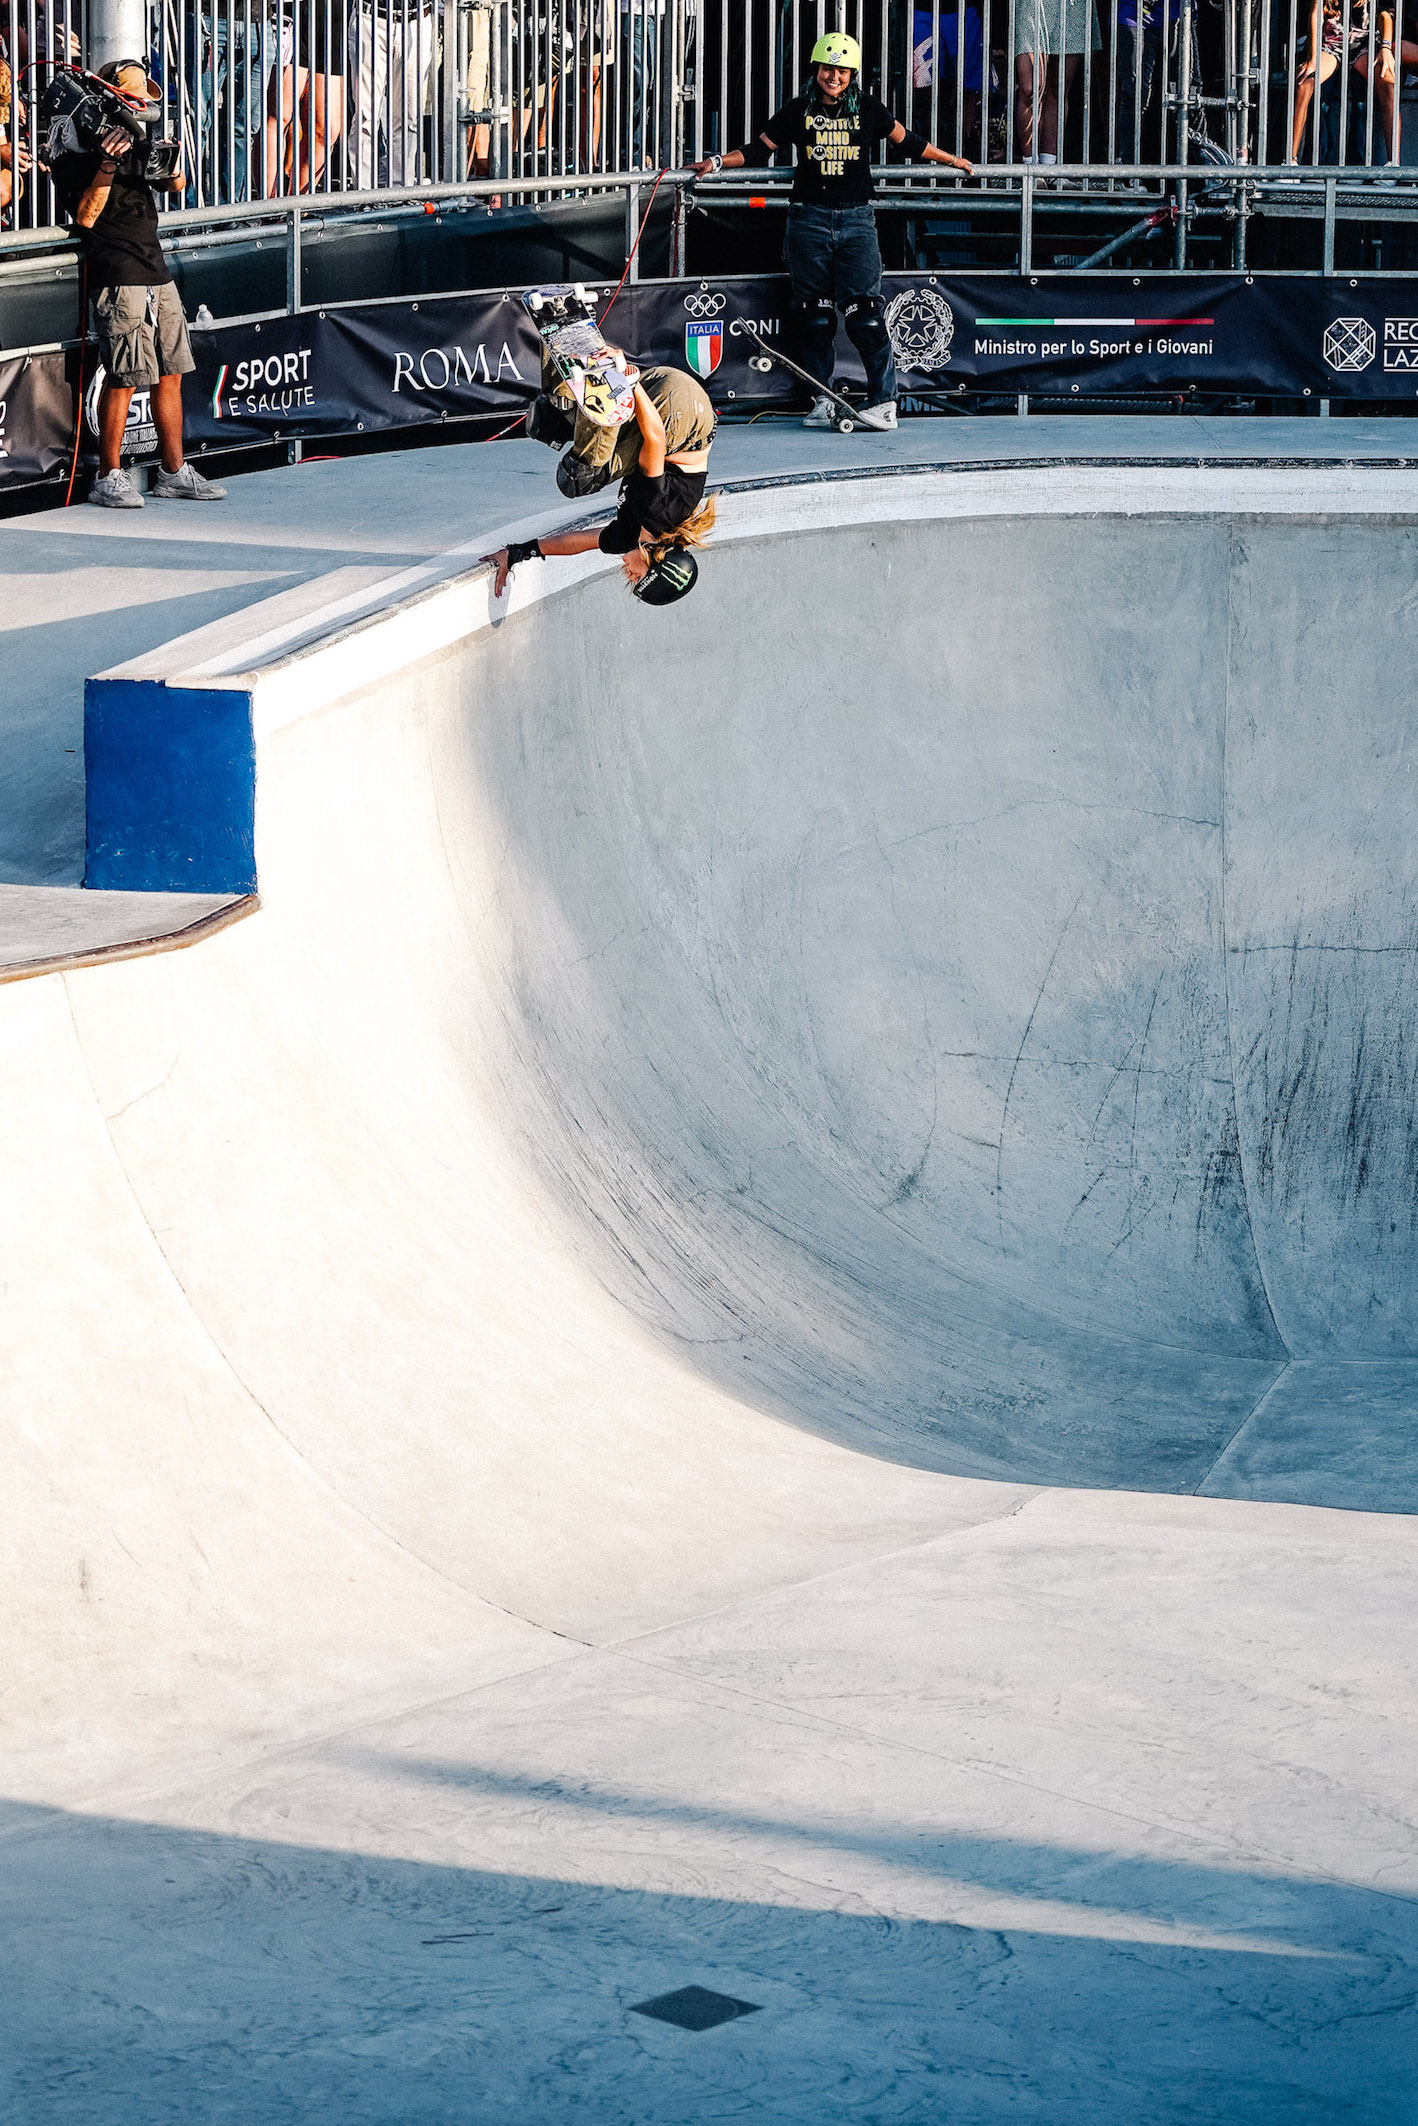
[64,256,88,506]
[598,165,667,327]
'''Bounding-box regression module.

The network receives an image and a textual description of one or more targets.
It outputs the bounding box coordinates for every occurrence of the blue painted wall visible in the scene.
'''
[85,679,258,895]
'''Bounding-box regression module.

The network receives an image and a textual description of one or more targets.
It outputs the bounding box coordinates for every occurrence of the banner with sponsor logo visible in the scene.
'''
[183,291,540,451]
[0,349,75,484]
[7,274,1418,491]
[636,273,1418,406]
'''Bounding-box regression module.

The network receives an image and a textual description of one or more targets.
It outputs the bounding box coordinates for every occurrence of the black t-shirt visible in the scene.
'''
[53,151,171,286]
[598,462,707,552]
[759,92,898,205]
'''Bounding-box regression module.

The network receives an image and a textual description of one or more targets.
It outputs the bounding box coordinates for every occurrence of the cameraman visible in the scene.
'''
[52,60,225,508]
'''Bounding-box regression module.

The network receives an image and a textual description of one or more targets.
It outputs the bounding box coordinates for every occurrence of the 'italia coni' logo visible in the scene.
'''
[685,320,723,376]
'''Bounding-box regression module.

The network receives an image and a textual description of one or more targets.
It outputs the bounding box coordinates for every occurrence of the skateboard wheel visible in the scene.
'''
[529,293,545,311]
[749,355,772,372]
[839,418,856,433]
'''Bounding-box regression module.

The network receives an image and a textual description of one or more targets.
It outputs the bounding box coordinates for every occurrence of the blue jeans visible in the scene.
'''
[620,7,660,169]
[184,12,264,205]
[783,202,895,405]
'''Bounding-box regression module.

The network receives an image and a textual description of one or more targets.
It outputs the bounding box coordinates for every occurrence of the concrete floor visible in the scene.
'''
[1,420,1416,2123]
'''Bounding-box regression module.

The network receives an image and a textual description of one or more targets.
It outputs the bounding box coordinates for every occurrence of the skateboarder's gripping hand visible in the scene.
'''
[484,529,609,600]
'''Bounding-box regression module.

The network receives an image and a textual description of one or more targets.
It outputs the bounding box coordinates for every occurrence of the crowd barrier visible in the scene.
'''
[7,0,1418,240]
[7,263,1418,487]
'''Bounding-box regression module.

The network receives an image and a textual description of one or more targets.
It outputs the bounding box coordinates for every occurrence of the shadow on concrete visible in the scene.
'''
[0,1785,1411,2124]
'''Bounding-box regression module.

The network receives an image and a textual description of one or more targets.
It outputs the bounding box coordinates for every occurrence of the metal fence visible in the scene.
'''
[5,0,1418,232]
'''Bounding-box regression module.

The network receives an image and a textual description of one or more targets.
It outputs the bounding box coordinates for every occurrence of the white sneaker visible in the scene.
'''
[803,394,837,428]
[151,460,227,500]
[88,466,144,508]
[859,401,898,432]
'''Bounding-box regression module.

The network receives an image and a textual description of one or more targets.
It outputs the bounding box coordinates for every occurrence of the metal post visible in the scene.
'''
[1323,173,1337,272]
[1019,163,1033,272]
[90,0,148,69]
[627,176,641,277]
[287,201,302,311]
[674,182,689,272]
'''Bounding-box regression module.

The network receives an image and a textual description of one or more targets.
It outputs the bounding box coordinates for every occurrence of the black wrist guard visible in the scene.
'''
[506,538,543,567]
[899,127,930,160]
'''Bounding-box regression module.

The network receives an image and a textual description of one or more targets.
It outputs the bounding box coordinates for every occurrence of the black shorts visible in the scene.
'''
[283,1,347,72]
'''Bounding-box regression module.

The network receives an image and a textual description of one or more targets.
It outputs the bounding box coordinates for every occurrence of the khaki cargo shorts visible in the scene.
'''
[92,282,195,389]
[557,361,717,476]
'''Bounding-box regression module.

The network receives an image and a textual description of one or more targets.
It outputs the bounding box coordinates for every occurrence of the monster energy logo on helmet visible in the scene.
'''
[632,549,699,607]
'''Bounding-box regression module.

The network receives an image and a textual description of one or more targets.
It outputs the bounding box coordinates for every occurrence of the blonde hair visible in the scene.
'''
[647,493,716,564]
[0,58,11,127]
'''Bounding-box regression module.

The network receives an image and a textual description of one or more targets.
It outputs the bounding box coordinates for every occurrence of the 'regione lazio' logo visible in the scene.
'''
[685,319,723,377]
[1322,316,1376,373]
[885,286,956,370]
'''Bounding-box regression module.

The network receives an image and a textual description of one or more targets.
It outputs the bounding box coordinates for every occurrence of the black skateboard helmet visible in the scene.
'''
[632,549,698,608]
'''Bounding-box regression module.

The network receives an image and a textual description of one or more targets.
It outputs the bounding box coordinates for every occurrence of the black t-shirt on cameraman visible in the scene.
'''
[53,151,171,286]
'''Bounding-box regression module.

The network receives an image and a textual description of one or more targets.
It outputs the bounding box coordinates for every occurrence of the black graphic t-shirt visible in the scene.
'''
[759,93,898,205]
[52,151,171,286]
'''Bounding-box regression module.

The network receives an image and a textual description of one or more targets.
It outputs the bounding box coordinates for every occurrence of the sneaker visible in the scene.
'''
[858,401,898,432]
[88,466,144,508]
[803,394,837,429]
[151,460,227,501]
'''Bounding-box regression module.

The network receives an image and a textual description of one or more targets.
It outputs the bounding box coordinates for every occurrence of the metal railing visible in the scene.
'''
[5,0,1418,236]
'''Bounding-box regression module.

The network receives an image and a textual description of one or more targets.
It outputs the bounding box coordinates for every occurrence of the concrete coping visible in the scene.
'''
[83,453,1418,899]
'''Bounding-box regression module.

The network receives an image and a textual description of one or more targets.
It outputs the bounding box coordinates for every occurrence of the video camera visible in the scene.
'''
[38,63,181,184]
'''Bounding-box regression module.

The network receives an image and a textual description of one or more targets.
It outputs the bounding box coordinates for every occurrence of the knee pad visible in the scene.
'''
[527,393,576,449]
[843,295,890,359]
[556,451,612,500]
[788,296,838,356]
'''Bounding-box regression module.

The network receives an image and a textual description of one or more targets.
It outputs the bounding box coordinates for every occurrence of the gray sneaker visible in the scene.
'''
[803,394,837,429]
[88,466,144,509]
[151,460,227,501]
[859,401,898,432]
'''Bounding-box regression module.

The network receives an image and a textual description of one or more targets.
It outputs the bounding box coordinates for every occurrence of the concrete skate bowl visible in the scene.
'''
[59,465,1418,1557]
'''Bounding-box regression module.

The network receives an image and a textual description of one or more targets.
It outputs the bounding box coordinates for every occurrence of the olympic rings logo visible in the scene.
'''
[683,290,726,317]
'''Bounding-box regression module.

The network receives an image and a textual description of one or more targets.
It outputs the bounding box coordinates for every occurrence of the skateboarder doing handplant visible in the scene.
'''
[487,347,717,608]
[692,32,972,432]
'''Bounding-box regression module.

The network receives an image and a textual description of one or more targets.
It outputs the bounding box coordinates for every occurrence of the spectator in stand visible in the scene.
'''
[1012,0,1098,163]
[1350,6,1412,159]
[1290,0,1393,159]
[620,0,661,166]
[351,0,437,187]
[186,1,265,203]
[265,0,346,192]
[1,56,34,223]
[912,4,995,163]
[51,59,226,507]
[464,0,491,173]
[1111,0,1194,163]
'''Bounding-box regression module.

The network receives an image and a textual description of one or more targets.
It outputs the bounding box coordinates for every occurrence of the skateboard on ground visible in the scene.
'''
[739,322,864,433]
[522,284,636,429]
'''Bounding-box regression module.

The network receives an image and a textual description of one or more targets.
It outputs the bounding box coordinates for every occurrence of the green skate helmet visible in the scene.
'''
[810,30,861,69]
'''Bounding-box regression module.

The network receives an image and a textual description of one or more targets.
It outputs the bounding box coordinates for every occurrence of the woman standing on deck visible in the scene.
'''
[691,32,972,432]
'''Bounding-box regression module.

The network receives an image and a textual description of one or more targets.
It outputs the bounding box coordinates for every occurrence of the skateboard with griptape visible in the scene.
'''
[522,283,636,429]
